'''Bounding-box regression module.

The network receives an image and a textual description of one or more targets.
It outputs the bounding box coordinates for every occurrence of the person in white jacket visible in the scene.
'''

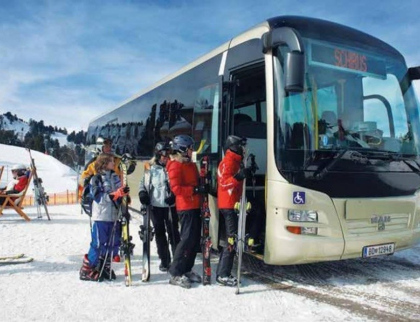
[139,142,180,272]
[79,153,129,282]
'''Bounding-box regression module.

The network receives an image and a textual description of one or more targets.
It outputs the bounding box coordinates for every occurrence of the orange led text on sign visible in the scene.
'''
[334,49,367,72]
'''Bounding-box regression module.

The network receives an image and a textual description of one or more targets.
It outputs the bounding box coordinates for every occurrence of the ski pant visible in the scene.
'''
[169,209,201,277]
[151,206,180,267]
[216,208,238,278]
[88,221,117,267]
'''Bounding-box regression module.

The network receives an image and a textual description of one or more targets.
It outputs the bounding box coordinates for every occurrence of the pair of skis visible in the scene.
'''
[0,253,33,265]
[27,148,50,220]
[119,155,135,287]
[200,156,212,285]
[140,204,153,282]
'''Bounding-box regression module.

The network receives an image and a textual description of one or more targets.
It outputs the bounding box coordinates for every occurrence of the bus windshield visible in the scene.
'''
[274,37,420,174]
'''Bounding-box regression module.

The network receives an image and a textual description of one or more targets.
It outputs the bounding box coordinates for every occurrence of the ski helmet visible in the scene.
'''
[11,164,27,176]
[154,141,170,158]
[11,164,26,171]
[170,135,194,154]
[224,135,247,155]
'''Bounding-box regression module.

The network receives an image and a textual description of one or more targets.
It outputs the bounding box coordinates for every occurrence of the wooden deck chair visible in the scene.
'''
[0,166,4,182]
[0,169,33,221]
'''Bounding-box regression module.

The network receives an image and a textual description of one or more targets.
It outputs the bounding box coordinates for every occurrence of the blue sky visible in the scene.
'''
[0,0,419,132]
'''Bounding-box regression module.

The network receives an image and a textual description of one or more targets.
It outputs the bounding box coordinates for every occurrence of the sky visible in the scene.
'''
[1,0,420,132]
[0,144,419,321]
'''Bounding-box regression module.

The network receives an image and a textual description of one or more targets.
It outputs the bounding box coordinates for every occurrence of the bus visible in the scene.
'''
[86,16,420,265]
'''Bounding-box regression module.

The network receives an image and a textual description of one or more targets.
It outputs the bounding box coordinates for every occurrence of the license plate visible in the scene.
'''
[362,243,395,258]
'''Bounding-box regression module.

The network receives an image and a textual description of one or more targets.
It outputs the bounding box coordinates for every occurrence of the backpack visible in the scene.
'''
[81,174,102,216]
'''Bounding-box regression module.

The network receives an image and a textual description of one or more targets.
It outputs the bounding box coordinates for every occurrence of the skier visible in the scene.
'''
[79,153,130,282]
[81,137,122,179]
[80,137,123,262]
[138,142,180,272]
[166,135,208,289]
[216,135,252,286]
[0,164,29,204]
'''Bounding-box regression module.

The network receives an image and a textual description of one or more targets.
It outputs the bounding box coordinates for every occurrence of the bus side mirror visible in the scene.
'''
[284,51,304,92]
[408,66,420,80]
[262,28,305,93]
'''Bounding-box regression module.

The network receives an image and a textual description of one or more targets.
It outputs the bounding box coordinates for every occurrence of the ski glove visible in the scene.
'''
[193,184,209,195]
[111,186,129,201]
[139,191,151,205]
[233,167,252,181]
[164,192,175,205]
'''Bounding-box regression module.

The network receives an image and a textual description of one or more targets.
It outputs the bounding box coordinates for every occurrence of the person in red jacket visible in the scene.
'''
[0,164,29,205]
[166,134,208,289]
[216,135,252,286]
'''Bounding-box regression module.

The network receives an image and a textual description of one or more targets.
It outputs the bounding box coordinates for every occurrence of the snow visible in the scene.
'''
[0,143,77,194]
[50,132,69,148]
[1,144,419,322]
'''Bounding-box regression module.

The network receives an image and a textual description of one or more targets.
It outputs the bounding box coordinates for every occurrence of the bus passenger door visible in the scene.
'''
[225,63,267,252]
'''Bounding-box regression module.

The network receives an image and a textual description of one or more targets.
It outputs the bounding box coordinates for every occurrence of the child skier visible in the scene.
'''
[79,153,129,282]
[166,135,208,289]
[138,141,180,272]
[80,137,123,262]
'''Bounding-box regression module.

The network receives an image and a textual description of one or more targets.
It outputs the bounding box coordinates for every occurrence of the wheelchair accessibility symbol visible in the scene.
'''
[293,191,305,204]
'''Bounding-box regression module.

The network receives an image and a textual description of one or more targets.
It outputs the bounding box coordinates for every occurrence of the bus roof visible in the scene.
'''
[89,15,404,125]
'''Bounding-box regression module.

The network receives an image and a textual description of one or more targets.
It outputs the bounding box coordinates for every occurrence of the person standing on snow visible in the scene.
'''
[216,135,252,286]
[82,137,122,180]
[80,137,123,262]
[79,153,129,282]
[138,141,180,272]
[166,135,208,289]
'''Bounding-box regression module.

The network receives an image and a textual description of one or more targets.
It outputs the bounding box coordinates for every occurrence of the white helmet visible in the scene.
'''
[11,164,26,171]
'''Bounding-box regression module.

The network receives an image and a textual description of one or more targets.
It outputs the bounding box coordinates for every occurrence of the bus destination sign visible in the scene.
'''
[310,43,386,78]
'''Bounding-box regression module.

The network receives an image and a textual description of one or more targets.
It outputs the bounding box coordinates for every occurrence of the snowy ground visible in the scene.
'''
[0,205,369,322]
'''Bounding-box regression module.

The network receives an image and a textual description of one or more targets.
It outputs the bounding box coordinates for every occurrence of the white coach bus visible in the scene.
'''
[86,16,420,265]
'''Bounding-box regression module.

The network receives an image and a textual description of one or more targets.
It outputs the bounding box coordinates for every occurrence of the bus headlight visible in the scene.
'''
[288,209,318,222]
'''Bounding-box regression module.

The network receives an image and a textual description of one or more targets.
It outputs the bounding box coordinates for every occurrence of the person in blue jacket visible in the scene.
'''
[79,153,129,282]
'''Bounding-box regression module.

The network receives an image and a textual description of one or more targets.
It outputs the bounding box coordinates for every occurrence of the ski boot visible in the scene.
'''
[169,275,191,289]
[216,275,238,287]
[79,254,103,282]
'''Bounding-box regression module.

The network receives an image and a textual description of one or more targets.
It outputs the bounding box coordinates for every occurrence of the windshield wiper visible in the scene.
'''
[312,149,348,180]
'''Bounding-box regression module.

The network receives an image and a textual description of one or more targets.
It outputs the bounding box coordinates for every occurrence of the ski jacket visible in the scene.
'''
[139,158,173,208]
[5,175,28,194]
[166,154,200,211]
[90,170,122,222]
[217,149,243,209]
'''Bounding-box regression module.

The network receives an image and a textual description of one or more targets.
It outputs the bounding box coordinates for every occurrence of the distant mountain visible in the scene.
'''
[0,112,86,169]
